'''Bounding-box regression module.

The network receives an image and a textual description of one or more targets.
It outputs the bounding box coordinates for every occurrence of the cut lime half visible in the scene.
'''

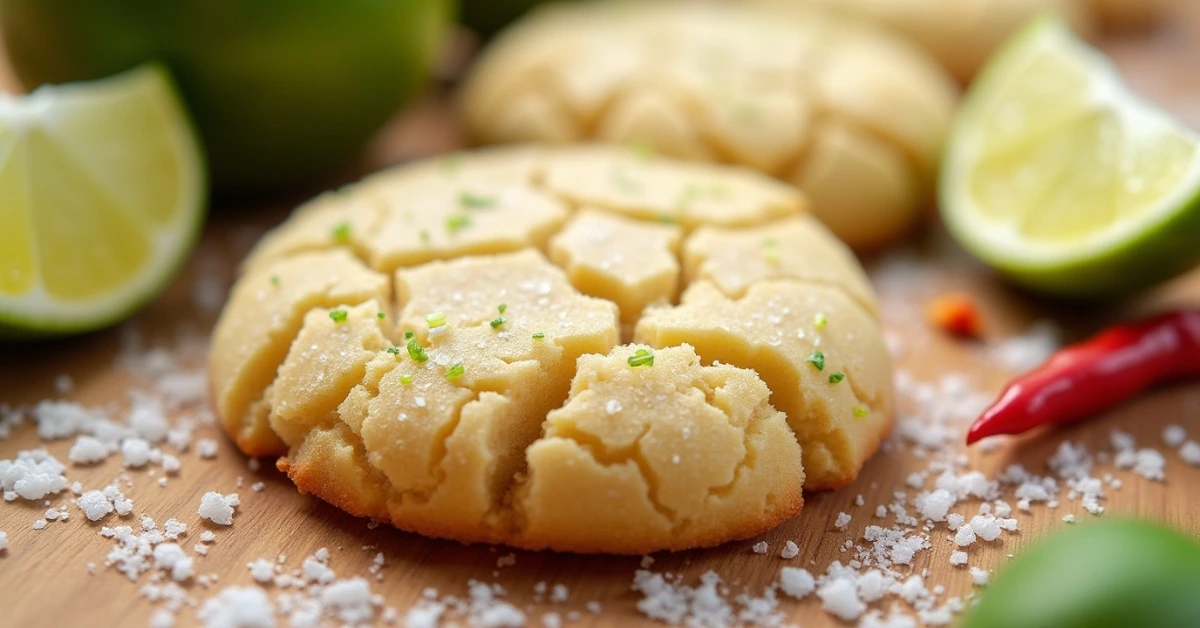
[0,65,206,338]
[940,17,1200,298]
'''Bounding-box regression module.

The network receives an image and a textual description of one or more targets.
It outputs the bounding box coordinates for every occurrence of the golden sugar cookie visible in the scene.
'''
[755,0,1093,83]
[209,145,891,553]
[459,0,957,250]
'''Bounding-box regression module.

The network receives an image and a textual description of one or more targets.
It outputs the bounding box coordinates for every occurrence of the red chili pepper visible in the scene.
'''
[967,310,1200,445]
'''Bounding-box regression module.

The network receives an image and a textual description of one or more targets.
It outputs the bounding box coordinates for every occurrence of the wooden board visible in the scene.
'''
[3,4,1200,626]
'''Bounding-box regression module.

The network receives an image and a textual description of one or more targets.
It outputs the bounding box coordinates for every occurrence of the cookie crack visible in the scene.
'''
[549,422,678,524]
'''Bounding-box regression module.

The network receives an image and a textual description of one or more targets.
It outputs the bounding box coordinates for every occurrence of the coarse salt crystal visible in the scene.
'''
[752,541,769,554]
[196,586,274,628]
[970,567,990,586]
[248,559,275,583]
[1180,441,1200,466]
[954,524,976,547]
[816,578,865,621]
[196,438,219,459]
[969,515,1002,542]
[834,512,852,529]
[68,436,109,465]
[78,490,114,521]
[949,551,968,566]
[1063,514,1077,523]
[198,492,236,526]
[780,541,799,559]
[914,489,954,522]
[1163,425,1188,448]
[779,567,815,600]
[121,438,152,468]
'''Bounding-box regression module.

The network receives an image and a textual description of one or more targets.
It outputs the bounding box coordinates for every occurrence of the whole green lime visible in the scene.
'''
[1,0,453,195]
[963,519,1200,628]
[461,0,563,38]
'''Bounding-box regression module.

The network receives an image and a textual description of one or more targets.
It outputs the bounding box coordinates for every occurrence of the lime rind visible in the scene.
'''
[940,17,1200,297]
[0,65,207,338]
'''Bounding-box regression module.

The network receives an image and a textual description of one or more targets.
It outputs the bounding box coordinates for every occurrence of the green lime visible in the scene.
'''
[963,519,1200,628]
[0,65,205,339]
[1,0,453,195]
[461,0,561,38]
[940,17,1200,298]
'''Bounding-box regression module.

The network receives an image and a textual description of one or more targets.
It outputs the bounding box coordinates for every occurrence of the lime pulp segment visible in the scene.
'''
[940,18,1200,296]
[0,65,205,337]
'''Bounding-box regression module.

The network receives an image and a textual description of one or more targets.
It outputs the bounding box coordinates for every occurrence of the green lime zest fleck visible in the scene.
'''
[628,348,654,368]
[498,304,507,314]
[532,332,545,340]
[331,221,351,242]
[629,141,656,161]
[329,309,348,323]
[446,362,465,380]
[814,312,828,329]
[400,374,413,385]
[764,238,781,265]
[490,317,505,329]
[674,184,700,211]
[377,312,386,319]
[386,347,401,355]
[270,275,280,287]
[405,331,414,340]
[446,213,471,234]
[407,339,429,363]
[829,372,845,384]
[853,405,869,419]
[419,229,431,244]
[657,214,676,225]
[440,154,461,174]
[806,351,825,371]
[458,191,496,209]
[425,311,447,329]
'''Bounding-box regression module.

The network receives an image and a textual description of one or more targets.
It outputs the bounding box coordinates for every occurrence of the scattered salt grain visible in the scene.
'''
[954,524,976,547]
[153,543,195,582]
[779,567,815,600]
[198,492,237,526]
[816,578,865,621]
[0,449,68,500]
[196,586,274,628]
[0,531,7,551]
[248,559,275,583]
[121,438,152,467]
[586,602,602,614]
[68,436,110,464]
[321,578,375,624]
[1063,514,1077,523]
[949,551,968,566]
[196,438,219,459]
[970,567,990,586]
[751,541,768,554]
[969,515,1002,542]
[550,584,569,604]
[78,490,115,521]
[32,519,46,530]
[1114,448,1166,481]
[1180,441,1200,466]
[1164,425,1188,448]
[915,489,954,522]
[780,541,800,559]
[834,512,852,529]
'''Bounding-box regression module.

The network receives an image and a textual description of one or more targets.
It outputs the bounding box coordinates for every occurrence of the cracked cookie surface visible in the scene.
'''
[459,0,957,250]
[209,145,892,553]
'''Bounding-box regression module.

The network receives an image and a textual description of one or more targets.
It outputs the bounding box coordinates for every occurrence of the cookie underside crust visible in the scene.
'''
[209,145,893,553]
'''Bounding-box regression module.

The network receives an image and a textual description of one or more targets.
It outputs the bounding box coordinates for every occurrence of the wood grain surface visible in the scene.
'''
[3,3,1200,626]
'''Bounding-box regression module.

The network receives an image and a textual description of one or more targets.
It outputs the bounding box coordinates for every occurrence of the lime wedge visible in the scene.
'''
[940,18,1200,298]
[0,65,205,338]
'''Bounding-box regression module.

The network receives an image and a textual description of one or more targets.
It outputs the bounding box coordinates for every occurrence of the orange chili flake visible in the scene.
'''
[927,293,984,339]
